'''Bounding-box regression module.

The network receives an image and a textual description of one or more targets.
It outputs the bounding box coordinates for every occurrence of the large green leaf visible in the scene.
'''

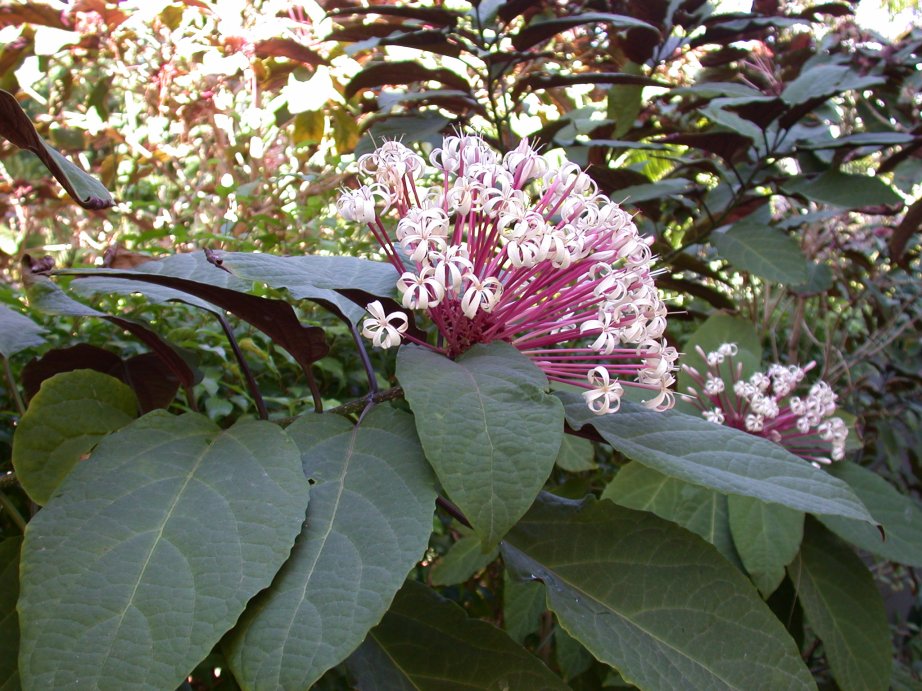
[430,534,499,586]
[216,252,399,323]
[788,521,890,691]
[347,580,568,690]
[398,342,564,548]
[0,304,44,358]
[728,495,804,596]
[0,539,20,691]
[12,369,138,505]
[712,222,809,284]
[501,494,815,690]
[602,462,741,568]
[782,171,902,209]
[18,412,310,691]
[226,406,436,690]
[819,463,922,566]
[561,392,874,524]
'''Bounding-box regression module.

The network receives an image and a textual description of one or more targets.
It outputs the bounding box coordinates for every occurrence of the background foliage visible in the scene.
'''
[1,0,921,689]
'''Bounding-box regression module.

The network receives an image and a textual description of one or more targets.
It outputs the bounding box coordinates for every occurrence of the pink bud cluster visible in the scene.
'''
[683,344,849,465]
[337,134,678,414]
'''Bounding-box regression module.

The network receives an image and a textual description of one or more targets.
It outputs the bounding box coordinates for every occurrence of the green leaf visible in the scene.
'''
[782,171,903,208]
[347,580,568,690]
[12,370,138,505]
[788,520,890,691]
[217,251,399,323]
[0,539,21,691]
[0,304,44,357]
[560,392,875,524]
[555,624,593,681]
[503,570,545,645]
[712,222,809,284]
[226,406,436,690]
[398,342,564,548]
[728,495,804,596]
[430,535,499,586]
[501,494,815,690]
[18,413,310,691]
[677,313,761,413]
[0,89,114,209]
[819,463,922,566]
[555,433,597,472]
[781,64,884,105]
[602,462,741,568]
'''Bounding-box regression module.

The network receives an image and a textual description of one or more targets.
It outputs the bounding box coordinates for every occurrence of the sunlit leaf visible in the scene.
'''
[781,64,884,105]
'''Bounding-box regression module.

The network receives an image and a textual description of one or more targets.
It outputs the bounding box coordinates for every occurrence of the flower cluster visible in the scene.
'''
[682,343,849,465]
[337,134,678,414]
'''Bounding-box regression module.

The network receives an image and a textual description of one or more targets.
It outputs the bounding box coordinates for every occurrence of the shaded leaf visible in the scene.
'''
[18,413,310,691]
[560,391,875,523]
[728,495,804,596]
[781,64,884,105]
[782,171,903,209]
[12,370,137,505]
[0,303,44,358]
[660,131,753,162]
[345,61,470,100]
[512,12,658,51]
[226,407,436,690]
[799,131,917,150]
[215,251,399,325]
[503,570,545,645]
[0,538,21,691]
[502,494,814,690]
[22,344,179,412]
[398,343,564,548]
[819,462,922,566]
[347,580,568,690]
[56,265,330,372]
[555,432,597,472]
[791,261,834,296]
[712,222,809,284]
[0,90,113,209]
[788,520,890,691]
[602,462,741,568]
[515,71,664,98]
[430,535,499,586]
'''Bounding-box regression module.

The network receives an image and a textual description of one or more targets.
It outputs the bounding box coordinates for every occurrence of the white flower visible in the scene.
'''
[361,301,408,349]
[397,267,446,310]
[427,244,473,292]
[583,366,623,415]
[460,275,503,318]
[580,310,619,354]
[337,184,389,223]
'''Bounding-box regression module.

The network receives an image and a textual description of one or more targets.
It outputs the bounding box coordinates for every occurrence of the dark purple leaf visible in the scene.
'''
[253,39,328,67]
[513,72,665,99]
[345,60,470,99]
[511,12,659,51]
[659,132,753,162]
[889,196,922,265]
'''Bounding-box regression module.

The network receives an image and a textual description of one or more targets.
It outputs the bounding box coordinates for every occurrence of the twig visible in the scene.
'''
[0,490,26,532]
[216,312,268,420]
[2,356,25,416]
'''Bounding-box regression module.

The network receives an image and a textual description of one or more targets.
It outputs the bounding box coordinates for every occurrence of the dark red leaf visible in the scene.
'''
[71,0,128,29]
[586,165,652,195]
[513,71,665,99]
[511,12,659,51]
[659,132,753,162]
[795,3,854,19]
[329,4,458,27]
[22,344,122,402]
[889,196,922,265]
[253,38,328,67]
[345,60,470,99]
[0,2,66,29]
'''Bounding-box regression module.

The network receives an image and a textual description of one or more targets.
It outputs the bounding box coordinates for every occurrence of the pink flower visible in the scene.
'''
[682,344,850,465]
[339,134,678,414]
